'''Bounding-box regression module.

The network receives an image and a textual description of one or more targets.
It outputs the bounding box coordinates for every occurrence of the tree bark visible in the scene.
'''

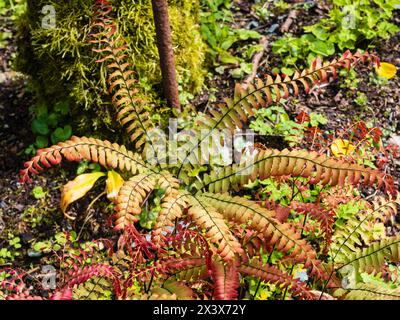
[151,0,181,110]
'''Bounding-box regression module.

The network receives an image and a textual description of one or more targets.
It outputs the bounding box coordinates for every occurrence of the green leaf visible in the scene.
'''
[309,40,335,56]
[235,29,262,40]
[306,25,330,40]
[32,186,46,199]
[35,135,49,148]
[54,101,70,115]
[51,125,72,144]
[32,118,49,135]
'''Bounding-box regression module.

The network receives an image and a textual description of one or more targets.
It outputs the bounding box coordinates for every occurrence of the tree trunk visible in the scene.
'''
[151,0,181,111]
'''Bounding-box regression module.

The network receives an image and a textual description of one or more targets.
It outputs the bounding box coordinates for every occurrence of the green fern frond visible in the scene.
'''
[200,193,326,279]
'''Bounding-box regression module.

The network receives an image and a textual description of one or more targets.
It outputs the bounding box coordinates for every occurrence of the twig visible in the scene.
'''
[280,10,298,33]
[242,36,269,89]
[76,191,106,241]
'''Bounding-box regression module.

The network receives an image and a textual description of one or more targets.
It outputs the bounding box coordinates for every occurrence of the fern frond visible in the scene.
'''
[197,148,394,195]
[341,236,400,274]
[370,194,400,221]
[20,136,147,183]
[201,193,326,279]
[163,280,194,300]
[187,196,244,262]
[90,0,156,151]
[49,288,73,300]
[172,265,209,282]
[291,202,335,244]
[331,196,400,263]
[239,260,314,300]
[65,264,118,289]
[177,51,379,175]
[338,282,400,300]
[5,291,44,300]
[146,289,178,300]
[152,189,189,243]
[211,259,239,300]
[114,174,157,231]
[72,277,113,300]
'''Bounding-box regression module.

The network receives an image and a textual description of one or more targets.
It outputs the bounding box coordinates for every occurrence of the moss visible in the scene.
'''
[16,0,206,141]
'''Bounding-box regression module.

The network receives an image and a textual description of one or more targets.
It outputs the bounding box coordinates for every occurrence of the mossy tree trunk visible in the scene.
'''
[151,0,181,111]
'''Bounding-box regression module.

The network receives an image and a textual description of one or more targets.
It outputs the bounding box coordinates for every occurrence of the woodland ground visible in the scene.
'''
[0,0,399,270]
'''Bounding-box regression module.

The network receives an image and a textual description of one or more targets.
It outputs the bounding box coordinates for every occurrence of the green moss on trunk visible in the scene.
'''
[16,0,206,140]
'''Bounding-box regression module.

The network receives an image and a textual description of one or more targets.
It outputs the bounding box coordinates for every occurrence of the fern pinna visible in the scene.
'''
[12,0,399,300]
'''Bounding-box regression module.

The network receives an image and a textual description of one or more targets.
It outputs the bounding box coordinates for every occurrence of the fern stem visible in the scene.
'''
[252,245,276,300]
[283,212,308,300]
[320,199,400,299]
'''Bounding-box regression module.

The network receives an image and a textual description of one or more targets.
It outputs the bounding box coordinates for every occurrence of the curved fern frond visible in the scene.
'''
[177,51,379,176]
[201,193,326,279]
[211,259,239,300]
[90,0,156,152]
[187,196,244,262]
[239,259,314,300]
[200,51,379,132]
[196,148,394,195]
[20,136,147,183]
[114,174,157,231]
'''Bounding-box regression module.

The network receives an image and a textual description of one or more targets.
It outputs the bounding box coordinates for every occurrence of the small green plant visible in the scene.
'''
[0,234,22,264]
[25,101,73,155]
[200,0,263,77]
[250,104,328,146]
[272,0,399,73]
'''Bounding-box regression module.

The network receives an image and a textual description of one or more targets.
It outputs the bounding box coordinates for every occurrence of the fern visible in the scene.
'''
[196,148,394,195]
[176,51,380,174]
[19,136,148,183]
[90,0,156,152]
[239,259,314,300]
[211,259,239,300]
[201,193,326,279]
[340,236,400,275]
[331,195,400,264]
[14,0,398,301]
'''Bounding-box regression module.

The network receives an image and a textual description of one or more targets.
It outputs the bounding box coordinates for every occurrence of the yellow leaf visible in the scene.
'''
[330,139,355,157]
[61,172,105,215]
[375,62,397,79]
[105,170,124,203]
